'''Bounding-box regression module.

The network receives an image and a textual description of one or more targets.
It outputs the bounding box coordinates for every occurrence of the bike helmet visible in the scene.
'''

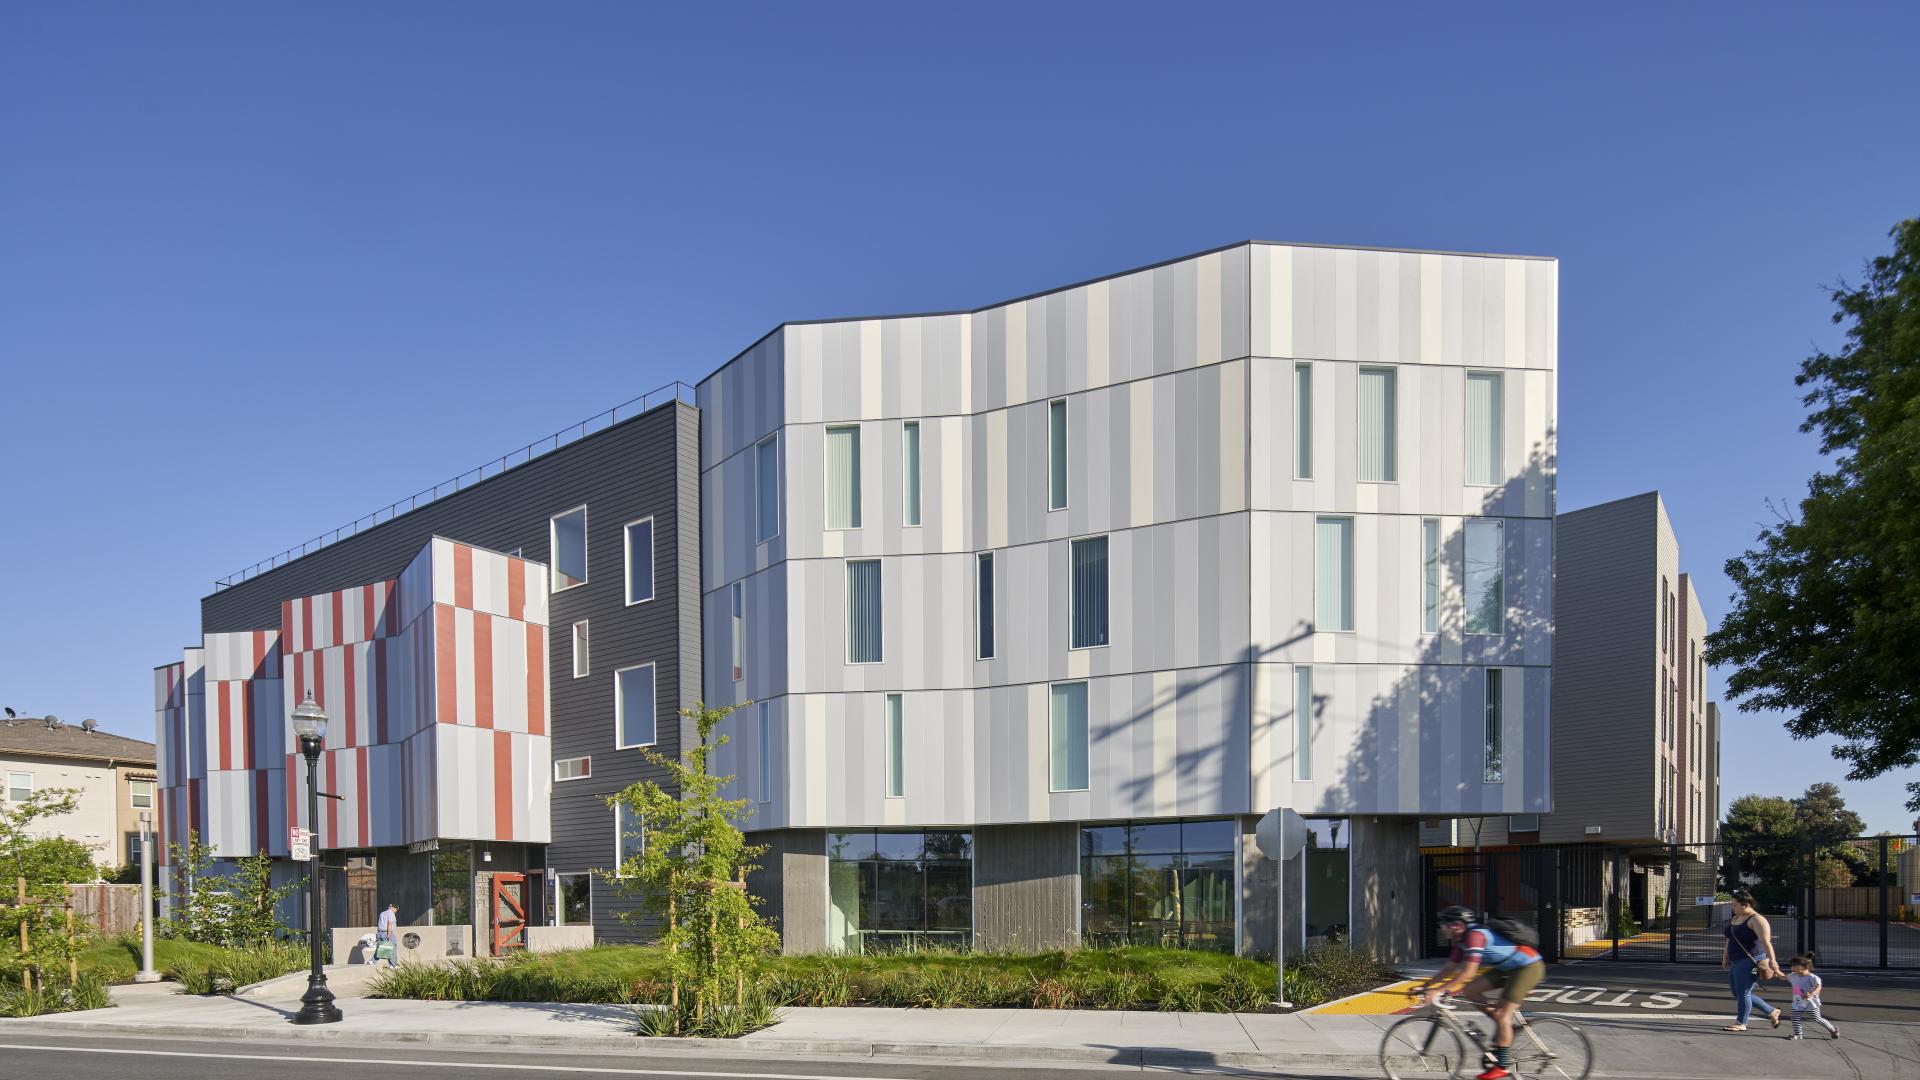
[1436,905,1475,926]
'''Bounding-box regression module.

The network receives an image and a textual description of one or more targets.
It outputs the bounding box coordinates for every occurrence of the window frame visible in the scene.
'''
[1463,517,1506,637]
[1048,681,1090,793]
[754,432,781,544]
[825,424,863,531]
[1357,365,1398,484]
[622,516,655,606]
[976,551,996,660]
[1483,668,1505,783]
[6,771,30,803]
[730,581,746,683]
[1068,533,1111,651]
[1464,370,1504,487]
[613,661,658,750]
[127,832,143,868]
[613,804,644,878]
[845,558,884,665]
[1507,813,1540,833]
[1314,515,1355,633]
[1420,517,1442,634]
[901,420,922,528]
[555,872,592,928]
[553,756,592,783]
[128,778,154,809]
[548,505,589,593]
[572,620,590,679]
[1293,362,1314,480]
[884,693,905,799]
[1047,397,1069,512]
[1294,665,1313,782]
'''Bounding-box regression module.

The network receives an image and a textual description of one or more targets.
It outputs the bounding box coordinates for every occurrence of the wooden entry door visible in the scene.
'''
[491,873,528,955]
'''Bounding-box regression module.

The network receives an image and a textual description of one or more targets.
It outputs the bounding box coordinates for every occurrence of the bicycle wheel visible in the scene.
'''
[1379,1014,1469,1079]
[1511,1015,1594,1080]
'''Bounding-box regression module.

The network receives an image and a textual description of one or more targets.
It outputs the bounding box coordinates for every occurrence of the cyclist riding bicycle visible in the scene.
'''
[1419,905,1545,1080]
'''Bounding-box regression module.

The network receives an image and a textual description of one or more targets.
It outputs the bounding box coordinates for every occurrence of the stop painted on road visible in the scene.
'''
[1527,984,1689,1010]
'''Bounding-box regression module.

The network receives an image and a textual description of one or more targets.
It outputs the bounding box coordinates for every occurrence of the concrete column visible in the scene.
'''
[1239,815,1304,960]
[747,829,827,954]
[1350,815,1421,962]
[973,823,1079,952]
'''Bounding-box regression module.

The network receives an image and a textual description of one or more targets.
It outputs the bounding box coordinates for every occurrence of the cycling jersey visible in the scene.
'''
[1450,927,1541,972]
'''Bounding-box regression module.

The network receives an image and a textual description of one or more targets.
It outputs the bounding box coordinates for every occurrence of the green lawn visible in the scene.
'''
[73,936,240,983]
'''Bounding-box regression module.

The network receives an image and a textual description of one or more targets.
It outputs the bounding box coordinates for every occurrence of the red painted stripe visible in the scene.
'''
[253,769,269,854]
[385,580,400,638]
[343,644,359,746]
[241,679,254,768]
[435,605,456,724]
[454,543,474,610]
[281,601,294,654]
[330,589,345,651]
[373,638,389,744]
[356,746,370,848]
[508,558,525,621]
[492,730,514,841]
[312,649,327,719]
[215,685,232,770]
[473,611,494,729]
[525,624,545,736]
[324,752,338,849]
[292,651,306,710]
[362,585,376,646]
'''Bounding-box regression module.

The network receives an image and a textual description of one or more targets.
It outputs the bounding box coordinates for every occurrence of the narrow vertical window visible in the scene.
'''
[826,425,862,530]
[1421,518,1441,633]
[1661,578,1669,654]
[846,559,883,663]
[884,694,904,798]
[572,620,590,679]
[730,582,745,682]
[623,517,654,605]
[1293,666,1313,782]
[1464,519,1505,636]
[976,552,996,659]
[757,701,771,802]
[1293,362,1313,479]
[615,663,657,748]
[1069,536,1109,649]
[902,421,922,527]
[755,433,780,543]
[1358,367,1397,482]
[1048,398,1068,511]
[1049,682,1089,791]
[614,804,644,874]
[1314,516,1354,632]
[1483,669,1504,783]
[1465,372,1503,485]
[549,506,587,591]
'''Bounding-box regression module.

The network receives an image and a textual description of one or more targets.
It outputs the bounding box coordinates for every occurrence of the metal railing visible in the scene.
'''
[213,380,696,589]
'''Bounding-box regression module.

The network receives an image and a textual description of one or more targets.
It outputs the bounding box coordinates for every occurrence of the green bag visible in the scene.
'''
[374,939,397,961]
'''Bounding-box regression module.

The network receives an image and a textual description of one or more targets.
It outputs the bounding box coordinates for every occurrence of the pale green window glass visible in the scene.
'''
[1358,367,1396,482]
[1421,518,1442,633]
[1466,372,1503,485]
[1314,516,1353,632]
[826,425,862,529]
[1048,399,1068,511]
[902,422,922,527]
[1294,363,1313,479]
[1294,666,1313,782]
[1484,669,1505,783]
[1465,519,1504,636]
[1050,682,1088,791]
[885,694,904,798]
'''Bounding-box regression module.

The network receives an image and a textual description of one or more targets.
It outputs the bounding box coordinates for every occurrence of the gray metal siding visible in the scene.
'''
[973,823,1079,951]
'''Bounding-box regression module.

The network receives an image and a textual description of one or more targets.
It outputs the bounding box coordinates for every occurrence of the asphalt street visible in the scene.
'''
[1536,961,1920,1023]
[0,1033,1376,1080]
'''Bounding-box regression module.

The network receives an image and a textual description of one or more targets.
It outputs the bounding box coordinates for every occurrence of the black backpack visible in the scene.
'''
[1482,915,1540,949]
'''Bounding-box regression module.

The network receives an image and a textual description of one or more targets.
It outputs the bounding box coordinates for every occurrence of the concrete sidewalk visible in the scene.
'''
[5,987,1914,1077]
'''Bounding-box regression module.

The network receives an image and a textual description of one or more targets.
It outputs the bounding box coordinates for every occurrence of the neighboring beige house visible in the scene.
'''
[0,713,158,874]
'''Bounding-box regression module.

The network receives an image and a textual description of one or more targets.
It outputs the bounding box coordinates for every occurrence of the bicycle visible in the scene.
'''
[1378,992,1595,1080]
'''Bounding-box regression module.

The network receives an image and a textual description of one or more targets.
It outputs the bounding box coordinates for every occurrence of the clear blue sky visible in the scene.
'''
[2,4,1915,832]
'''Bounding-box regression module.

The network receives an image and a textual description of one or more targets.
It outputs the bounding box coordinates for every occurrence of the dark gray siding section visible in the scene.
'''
[200,400,700,946]
[1547,493,1657,846]
[745,828,826,955]
[973,823,1078,951]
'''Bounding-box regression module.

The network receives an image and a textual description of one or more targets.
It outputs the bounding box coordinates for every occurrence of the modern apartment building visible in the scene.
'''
[700,241,1558,961]
[1,715,157,873]
[152,389,699,948]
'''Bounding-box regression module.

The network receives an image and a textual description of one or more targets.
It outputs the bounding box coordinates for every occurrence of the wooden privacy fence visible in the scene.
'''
[64,883,145,934]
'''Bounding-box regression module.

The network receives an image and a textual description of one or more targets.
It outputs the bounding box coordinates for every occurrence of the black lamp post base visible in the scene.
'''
[292,981,342,1025]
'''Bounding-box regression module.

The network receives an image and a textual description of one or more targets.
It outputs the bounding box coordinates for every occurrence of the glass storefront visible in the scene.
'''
[827,829,972,953]
[1304,817,1350,948]
[431,844,472,926]
[1080,819,1236,952]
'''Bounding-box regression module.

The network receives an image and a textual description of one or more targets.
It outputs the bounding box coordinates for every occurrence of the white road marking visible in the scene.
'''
[0,1043,922,1080]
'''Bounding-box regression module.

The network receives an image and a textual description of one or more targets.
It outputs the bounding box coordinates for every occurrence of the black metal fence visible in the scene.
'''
[1422,835,1919,970]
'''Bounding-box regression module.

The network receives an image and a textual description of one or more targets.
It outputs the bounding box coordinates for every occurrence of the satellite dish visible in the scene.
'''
[82,718,99,732]
[44,714,61,729]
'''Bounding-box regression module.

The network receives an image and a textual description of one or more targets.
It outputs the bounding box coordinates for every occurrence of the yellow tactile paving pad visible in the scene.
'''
[1561,931,1673,958]
[1308,979,1426,1015]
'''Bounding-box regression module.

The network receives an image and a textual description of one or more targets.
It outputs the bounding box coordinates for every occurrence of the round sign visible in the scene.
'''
[402,932,421,950]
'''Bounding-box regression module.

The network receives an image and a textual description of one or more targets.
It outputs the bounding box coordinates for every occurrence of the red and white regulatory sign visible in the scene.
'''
[289,826,310,862]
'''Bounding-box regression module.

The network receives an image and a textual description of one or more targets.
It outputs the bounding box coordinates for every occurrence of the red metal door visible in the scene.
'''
[491,873,527,955]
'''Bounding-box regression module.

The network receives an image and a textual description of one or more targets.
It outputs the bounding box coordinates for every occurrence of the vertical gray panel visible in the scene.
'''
[974,823,1079,950]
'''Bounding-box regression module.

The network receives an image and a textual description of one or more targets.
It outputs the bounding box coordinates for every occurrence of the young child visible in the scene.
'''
[1785,954,1839,1040]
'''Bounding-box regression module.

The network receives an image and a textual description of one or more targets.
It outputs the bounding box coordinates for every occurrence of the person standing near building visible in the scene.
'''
[1721,888,1782,1031]
[375,901,400,968]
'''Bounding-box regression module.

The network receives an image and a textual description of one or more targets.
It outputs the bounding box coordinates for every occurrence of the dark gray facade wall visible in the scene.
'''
[200,401,701,946]
[973,823,1079,952]
[1548,493,1659,845]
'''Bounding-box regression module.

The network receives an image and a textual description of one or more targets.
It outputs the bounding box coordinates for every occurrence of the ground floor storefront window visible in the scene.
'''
[827,829,972,953]
[1305,817,1349,947]
[1080,819,1235,952]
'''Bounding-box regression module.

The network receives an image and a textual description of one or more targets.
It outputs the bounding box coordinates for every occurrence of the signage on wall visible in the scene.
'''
[289,826,310,862]
[408,839,440,855]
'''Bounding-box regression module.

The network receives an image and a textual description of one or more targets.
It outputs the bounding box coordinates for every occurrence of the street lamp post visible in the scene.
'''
[291,691,341,1025]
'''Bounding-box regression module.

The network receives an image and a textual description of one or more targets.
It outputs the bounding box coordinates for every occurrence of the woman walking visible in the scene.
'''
[1722,888,1783,1032]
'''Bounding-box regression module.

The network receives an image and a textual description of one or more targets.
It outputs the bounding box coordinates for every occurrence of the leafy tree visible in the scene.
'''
[164,832,296,946]
[1793,782,1866,843]
[1707,219,1920,812]
[605,700,779,1035]
[0,788,98,985]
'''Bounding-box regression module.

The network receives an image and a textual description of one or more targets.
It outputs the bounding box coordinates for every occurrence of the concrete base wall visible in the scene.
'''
[527,926,595,953]
[1350,816,1420,963]
[974,823,1079,951]
[748,829,827,954]
[332,923,473,965]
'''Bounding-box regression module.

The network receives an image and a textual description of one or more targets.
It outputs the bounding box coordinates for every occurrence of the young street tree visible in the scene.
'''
[1707,218,1920,811]
[0,787,100,984]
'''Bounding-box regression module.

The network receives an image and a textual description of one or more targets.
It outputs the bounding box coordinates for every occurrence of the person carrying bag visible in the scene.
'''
[1721,888,1782,1032]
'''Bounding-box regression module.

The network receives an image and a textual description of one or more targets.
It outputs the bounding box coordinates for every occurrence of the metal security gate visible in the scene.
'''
[1422,834,1920,970]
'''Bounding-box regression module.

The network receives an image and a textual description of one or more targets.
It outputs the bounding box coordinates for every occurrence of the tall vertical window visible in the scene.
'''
[1049,682,1089,791]
[757,702,771,802]
[572,620,590,679]
[1661,578,1669,654]
[1048,398,1068,511]
[614,804,644,874]
[127,833,143,868]
[729,582,745,682]
[1293,666,1313,782]
[615,663,657,748]
[1483,669,1505,783]
[1314,516,1354,632]
[755,433,780,543]
[1294,362,1314,479]
[976,552,996,659]
[1464,519,1505,636]
[128,779,154,809]
[549,506,587,591]
[846,559,883,663]
[556,874,591,927]
[1358,367,1397,482]
[1069,536,1109,649]
[826,425,862,530]
[1421,518,1442,633]
[884,694,904,798]
[1465,372,1503,485]
[623,517,654,605]
[902,421,922,527]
